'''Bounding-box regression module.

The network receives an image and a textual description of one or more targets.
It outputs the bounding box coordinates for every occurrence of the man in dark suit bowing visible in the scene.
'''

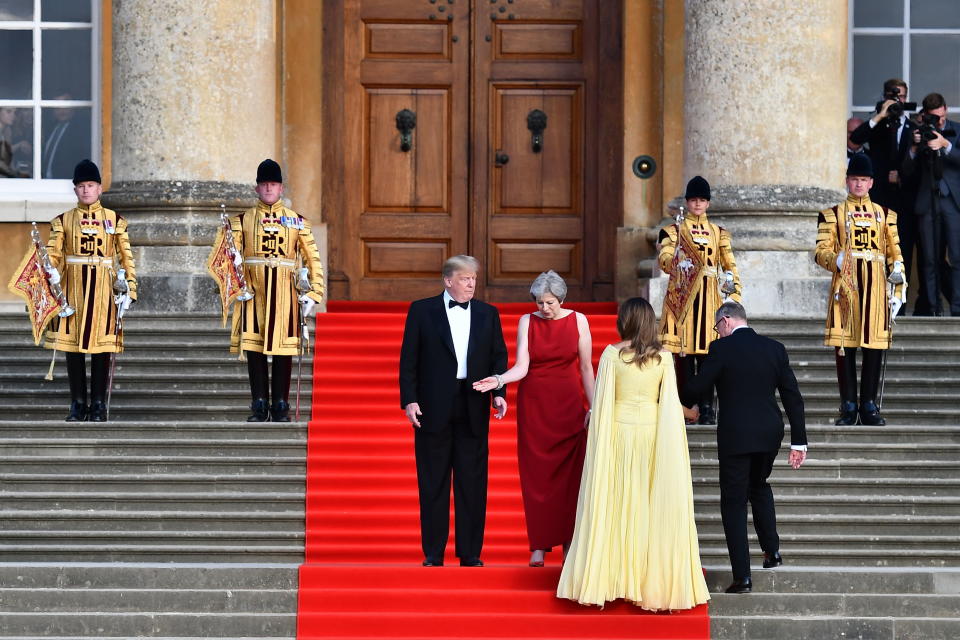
[399,255,508,567]
[682,301,807,594]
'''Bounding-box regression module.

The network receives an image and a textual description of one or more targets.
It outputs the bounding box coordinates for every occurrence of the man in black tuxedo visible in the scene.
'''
[399,255,508,567]
[683,301,807,594]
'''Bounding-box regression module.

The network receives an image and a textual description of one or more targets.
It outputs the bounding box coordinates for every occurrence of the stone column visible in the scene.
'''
[104,0,278,310]
[650,1,848,317]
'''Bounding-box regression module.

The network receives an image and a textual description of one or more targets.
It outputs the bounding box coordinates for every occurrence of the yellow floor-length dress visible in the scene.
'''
[557,345,710,611]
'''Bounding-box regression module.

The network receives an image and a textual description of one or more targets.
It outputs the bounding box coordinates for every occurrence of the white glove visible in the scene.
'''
[720,271,736,295]
[678,258,694,273]
[115,293,133,318]
[45,267,61,285]
[231,248,243,267]
[889,296,903,318]
[836,251,845,271]
[299,294,316,317]
[888,260,905,285]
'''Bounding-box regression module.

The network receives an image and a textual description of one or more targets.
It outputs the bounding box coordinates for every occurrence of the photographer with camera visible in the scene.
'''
[850,79,921,313]
[902,93,960,316]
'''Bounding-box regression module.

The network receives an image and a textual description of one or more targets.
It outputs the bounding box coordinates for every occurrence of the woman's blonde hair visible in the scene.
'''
[616,297,662,368]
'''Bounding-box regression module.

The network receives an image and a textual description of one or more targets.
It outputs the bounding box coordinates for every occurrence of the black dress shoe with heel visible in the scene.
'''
[65,400,88,422]
[247,399,270,422]
[859,400,886,426]
[762,551,783,568]
[697,404,716,425]
[422,557,443,567]
[88,400,108,423]
[725,577,752,593]
[459,557,484,567]
[835,401,859,426]
[270,400,291,423]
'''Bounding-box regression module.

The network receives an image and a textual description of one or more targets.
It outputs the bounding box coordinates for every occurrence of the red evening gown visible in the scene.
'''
[517,313,588,551]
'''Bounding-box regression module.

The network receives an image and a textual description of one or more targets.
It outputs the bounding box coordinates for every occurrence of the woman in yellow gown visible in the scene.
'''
[557,297,710,611]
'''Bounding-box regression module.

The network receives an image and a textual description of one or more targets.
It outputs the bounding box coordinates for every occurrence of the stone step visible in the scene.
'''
[0,612,296,637]
[0,491,302,512]
[0,546,303,563]
[0,511,303,532]
[0,374,313,392]
[0,562,298,588]
[0,456,305,475]
[711,615,960,640]
[0,474,303,493]
[0,404,307,421]
[0,420,306,438]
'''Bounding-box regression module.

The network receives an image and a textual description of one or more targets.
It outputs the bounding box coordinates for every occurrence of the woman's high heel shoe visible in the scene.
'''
[529,550,545,567]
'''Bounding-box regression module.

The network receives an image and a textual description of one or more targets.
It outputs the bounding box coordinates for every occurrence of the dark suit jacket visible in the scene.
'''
[850,116,919,212]
[682,327,806,457]
[399,294,508,436]
[901,119,960,214]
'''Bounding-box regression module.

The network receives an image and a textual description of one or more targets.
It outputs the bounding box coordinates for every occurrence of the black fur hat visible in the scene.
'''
[846,153,874,178]
[256,159,283,184]
[684,175,711,200]
[72,159,101,185]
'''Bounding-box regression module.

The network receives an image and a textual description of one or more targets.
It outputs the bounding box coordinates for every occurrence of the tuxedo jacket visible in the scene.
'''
[682,327,806,457]
[399,294,508,436]
[901,119,960,213]
[850,116,919,212]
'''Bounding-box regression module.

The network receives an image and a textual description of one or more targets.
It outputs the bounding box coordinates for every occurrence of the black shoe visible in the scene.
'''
[65,400,87,422]
[422,557,444,567]
[762,551,783,568]
[270,400,291,423]
[725,577,752,593]
[697,404,716,425]
[835,401,859,426]
[859,400,886,426]
[247,399,270,422]
[88,401,107,422]
[459,557,484,567]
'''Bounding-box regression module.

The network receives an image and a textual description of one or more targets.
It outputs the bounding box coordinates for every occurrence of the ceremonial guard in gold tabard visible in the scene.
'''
[45,160,137,422]
[816,154,905,426]
[658,176,741,424]
[212,159,325,422]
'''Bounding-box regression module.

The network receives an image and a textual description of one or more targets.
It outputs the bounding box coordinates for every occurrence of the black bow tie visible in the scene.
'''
[448,299,469,310]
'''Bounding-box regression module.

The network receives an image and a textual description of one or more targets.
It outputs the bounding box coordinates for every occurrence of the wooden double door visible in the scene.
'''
[324,0,621,301]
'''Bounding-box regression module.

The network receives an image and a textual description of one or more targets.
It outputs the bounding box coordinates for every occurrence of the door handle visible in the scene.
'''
[396,109,416,152]
[527,109,547,153]
[494,150,509,166]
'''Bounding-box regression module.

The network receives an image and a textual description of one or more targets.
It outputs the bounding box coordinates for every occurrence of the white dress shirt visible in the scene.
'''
[443,290,471,379]
[730,324,807,452]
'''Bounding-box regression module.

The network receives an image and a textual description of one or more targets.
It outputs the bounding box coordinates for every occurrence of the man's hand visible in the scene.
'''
[678,257,694,273]
[45,267,61,285]
[873,99,896,122]
[115,293,133,318]
[404,402,422,428]
[299,294,316,317]
[836,251,845,272]
[789,449,807,469]
[682,405,699,423]
[493,396,508,420]
[913,129,922,146]
[927,131,949,151]
[231,248,243,267]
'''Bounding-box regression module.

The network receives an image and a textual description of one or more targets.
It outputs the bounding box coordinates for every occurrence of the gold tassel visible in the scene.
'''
[44,348,57,381]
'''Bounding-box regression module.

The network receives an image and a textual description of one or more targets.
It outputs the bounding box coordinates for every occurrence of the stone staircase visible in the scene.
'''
[0,312,306,638]
[0,312,958,638]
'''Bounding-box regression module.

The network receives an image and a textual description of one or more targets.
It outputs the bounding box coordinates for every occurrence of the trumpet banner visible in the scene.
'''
[663,225,705,323]
[206,227,241,326]
[7,245,61,345]
[837,249,859,339]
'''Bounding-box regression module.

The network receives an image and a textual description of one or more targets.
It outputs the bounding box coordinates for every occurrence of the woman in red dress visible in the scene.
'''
[474,271,594,566]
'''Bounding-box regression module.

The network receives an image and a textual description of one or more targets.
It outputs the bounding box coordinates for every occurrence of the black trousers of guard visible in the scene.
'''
[835,347,884,406]
[719,450,779,580]
[245,351,293,404]
[414,380,488,562]
[65,352,110,406]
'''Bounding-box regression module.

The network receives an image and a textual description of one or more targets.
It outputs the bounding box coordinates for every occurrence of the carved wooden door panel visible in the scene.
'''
[340,0,470,300]
[330,0,617,301]
[472,0,604,301]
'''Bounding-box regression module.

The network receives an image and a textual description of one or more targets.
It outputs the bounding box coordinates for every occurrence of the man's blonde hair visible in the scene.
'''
[442,255,480,278]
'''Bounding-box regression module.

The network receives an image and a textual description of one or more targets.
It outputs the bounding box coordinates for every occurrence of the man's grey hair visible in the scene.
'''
[715,300,747,323]
[442,255,480,278]
[530,270,567,301]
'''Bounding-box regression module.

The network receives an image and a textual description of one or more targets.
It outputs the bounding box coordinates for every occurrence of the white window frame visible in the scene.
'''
[0,0,100,218]
[849,0,960,117]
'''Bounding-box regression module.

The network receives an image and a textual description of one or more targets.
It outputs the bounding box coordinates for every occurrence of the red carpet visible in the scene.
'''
[297,301,709,639]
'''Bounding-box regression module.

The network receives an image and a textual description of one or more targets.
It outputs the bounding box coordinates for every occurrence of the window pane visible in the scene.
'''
[911,0,960,29]
[41,28,91,101]
[0,106,33,178]
[911,35,960,108]
[0,30,33,99]
[0,0,32,20]
[42,0,91,23]
[40,106,90,179]
[853,35,903,107]
[853,0,904,28]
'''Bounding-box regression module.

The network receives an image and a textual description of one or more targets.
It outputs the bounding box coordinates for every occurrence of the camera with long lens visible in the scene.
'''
[875,89,917,123]
[918,113,955,143]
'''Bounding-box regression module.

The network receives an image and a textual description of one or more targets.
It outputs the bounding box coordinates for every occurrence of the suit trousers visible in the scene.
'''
[917,194,960,315]
[719,449,780,580]
[414,380,488,561]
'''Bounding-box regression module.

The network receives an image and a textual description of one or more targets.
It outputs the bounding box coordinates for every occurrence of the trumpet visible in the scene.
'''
[30,222,75,318]
[220,206,254,302]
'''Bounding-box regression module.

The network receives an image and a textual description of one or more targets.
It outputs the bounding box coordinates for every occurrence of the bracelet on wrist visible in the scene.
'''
[494,374,504,390]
